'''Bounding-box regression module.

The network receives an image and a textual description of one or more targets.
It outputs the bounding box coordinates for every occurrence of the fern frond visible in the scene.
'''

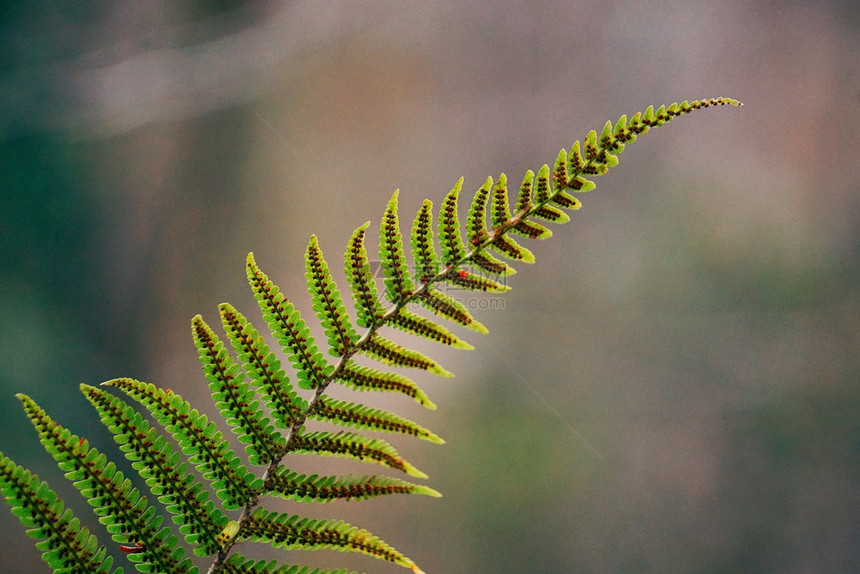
[311,397,444,443]
[513,169,534,214]
[561,143,587,189]
[103,378,257,509]
[292,431,427,478]
[409,198,489,331]
[411,289,489,334]
[437,178,469,264]
[344,222,385,329]
[545,160,584,211]
[241,509,419,571]
[512,216,552,240]
[16,394,196,573]
[484,174,537,263]
[306,235,359,357]
[0,451,118,574]
[489,172,513,229]
[263,470,441,503]
[220,304,307,429]
[224,554,355,574]
[487,232,536,263]
[470,251,517,277]
[389,307,473,349]
[0,96,739,574]
[193,315,285,465]
[361,334,452,377]
[337,362,437,409]
[531,202,571,224]
[379,191,414,304]
[81,385,227,556]
[443,268,510,292]
[410,200,439,284]
[465,176,493,246]
[247,253,333,390]
[508,171,553,239]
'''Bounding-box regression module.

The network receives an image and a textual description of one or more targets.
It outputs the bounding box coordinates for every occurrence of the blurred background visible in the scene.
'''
[1,1,858,573]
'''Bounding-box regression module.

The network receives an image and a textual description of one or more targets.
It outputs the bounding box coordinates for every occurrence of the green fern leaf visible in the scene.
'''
[360,334,452,377]
[486,175,536,263]
[16,394,196,574]
[531,202,571,225]
[247,253,334,389]
[625,111,643,137]
[560,145,596,194]
[409,198,490,331]
[613,112,629,137]
[437,178,469,264]
[336,361,436,409]
[81,385,227,556]
[220,303,307,429]
[540,161,584,211]
[344,222,385,329]
[306,235,360,357]
[379,191,414,304]
[533,163,553,202]
[410,200,440,283]
[263,470,441,503]
[505,169,556,239]
[582,129,611,174]
[292,431,427,478]
[103,378,257,509]
[514,169,534,213]
[241,509,421,572]
[510,170,553,239]
[490,172,513,228]
[469,251,517,277]
[512,218,552,240]
[443,268,510,292]
[465,176,493,246]
[553,145,572,188]
[388,307,473,349]
[224,554,356,574]
[192,315,285,465]
[0,451,118,574]
[551,149,572,191]
[310,397,444,443]
[550,190,582,211]
[411,288,489,334]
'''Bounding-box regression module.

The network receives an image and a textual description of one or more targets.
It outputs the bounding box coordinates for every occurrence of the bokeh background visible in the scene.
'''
[1,2,858,573]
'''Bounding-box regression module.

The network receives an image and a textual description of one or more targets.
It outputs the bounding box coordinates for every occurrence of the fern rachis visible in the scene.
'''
[0,97,740,574]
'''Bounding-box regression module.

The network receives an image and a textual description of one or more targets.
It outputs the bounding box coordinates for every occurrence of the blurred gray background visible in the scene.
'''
[1,1,858,573]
